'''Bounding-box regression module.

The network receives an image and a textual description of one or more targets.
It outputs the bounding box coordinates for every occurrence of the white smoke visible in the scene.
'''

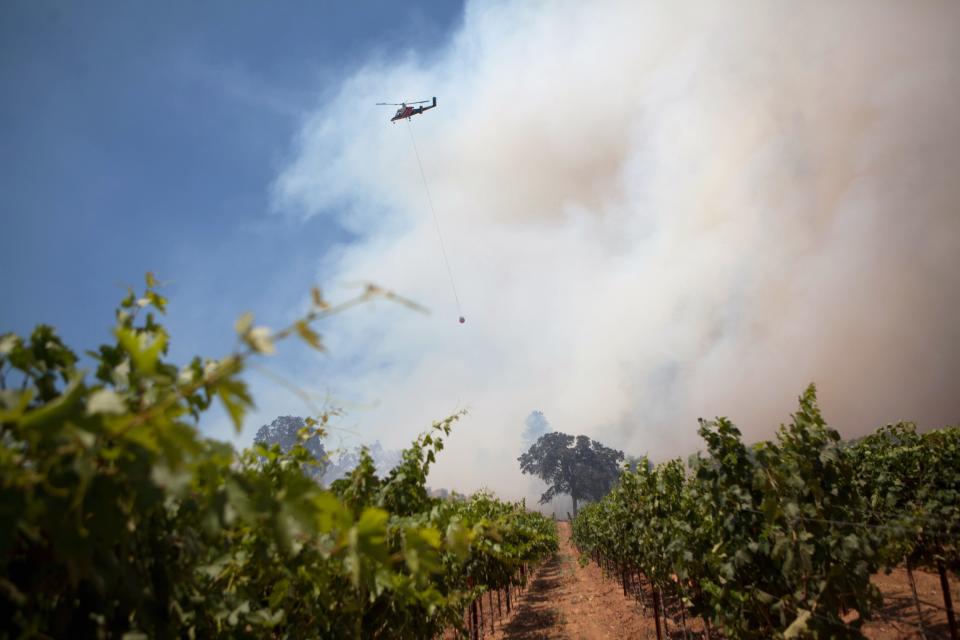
[272,0,960,499]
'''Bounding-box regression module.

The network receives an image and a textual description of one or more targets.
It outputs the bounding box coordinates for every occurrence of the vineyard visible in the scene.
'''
[571,388,960,639]
[1,278,958,639]
[0,278,557,638]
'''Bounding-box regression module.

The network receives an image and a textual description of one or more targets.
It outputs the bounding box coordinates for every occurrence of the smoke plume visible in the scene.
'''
[272,0,960,499]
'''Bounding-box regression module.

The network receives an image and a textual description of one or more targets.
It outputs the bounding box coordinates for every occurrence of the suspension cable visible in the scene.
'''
[406,119,464,323]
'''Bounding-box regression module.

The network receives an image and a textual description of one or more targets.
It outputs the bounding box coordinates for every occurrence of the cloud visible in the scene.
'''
[272,0,960,500]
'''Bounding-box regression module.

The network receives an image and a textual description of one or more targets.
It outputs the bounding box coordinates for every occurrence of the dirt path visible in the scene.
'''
[492,522,651,640]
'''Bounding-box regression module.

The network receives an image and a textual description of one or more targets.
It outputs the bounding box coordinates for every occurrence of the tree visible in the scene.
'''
[253,415,327,479]
[322,440,402,483]
[521,410,552,448]
[518,432,624,516]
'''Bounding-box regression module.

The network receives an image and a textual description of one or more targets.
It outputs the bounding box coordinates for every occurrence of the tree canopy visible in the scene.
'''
[518,432,624,516]
[521,410,552,448]
[253,415,327,479]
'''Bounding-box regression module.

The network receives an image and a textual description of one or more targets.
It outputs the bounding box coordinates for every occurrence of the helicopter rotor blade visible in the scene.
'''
[376,99,432,106]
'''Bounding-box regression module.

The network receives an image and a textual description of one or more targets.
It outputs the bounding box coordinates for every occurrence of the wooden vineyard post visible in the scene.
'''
[695,582,712,639]
[497,588,502,619]
[678,587,689,640]
[489,591,495,634]
[937,558,958,640]
[652,586,663,640]
[478,595,484,637]
[660,588,671,637]
[635,571,648,617]
[505,584,511,613]
[471,599,480,640]
[906,560,928,639]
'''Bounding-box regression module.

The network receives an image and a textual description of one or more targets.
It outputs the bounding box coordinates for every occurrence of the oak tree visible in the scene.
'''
[518,432,624,516]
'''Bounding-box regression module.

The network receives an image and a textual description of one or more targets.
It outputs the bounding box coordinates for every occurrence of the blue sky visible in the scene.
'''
[1,0,463,365]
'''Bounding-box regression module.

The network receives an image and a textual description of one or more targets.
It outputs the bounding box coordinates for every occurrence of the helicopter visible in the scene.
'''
[376,97,437,122]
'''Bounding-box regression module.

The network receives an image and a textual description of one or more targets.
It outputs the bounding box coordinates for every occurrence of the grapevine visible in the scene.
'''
[572,386,959,639]
[0,276,557,638]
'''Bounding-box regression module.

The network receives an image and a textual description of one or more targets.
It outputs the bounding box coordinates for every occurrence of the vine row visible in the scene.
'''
[571,386,959,639]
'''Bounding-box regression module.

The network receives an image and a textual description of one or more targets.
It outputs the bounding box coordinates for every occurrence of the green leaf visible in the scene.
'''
[418,526,442,549]
[147,291,167,313]
[269,579,290,609]
[216,377,253,432]
[20,375,85,432]
[0,388,35,421]
[312,491,352,532]
[354,507,390,564]
[115,326,167,374]
[120,288,136,309]
[445,521,471,561]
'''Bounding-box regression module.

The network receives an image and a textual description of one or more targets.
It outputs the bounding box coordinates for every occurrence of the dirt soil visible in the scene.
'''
[862,566,959,639]
[491,522,654,639]
[485,522,959,640]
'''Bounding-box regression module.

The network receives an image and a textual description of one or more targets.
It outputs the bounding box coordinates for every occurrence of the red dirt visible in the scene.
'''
[490,521,651,639]
[861,566,960,639]
[482,522,959,640]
